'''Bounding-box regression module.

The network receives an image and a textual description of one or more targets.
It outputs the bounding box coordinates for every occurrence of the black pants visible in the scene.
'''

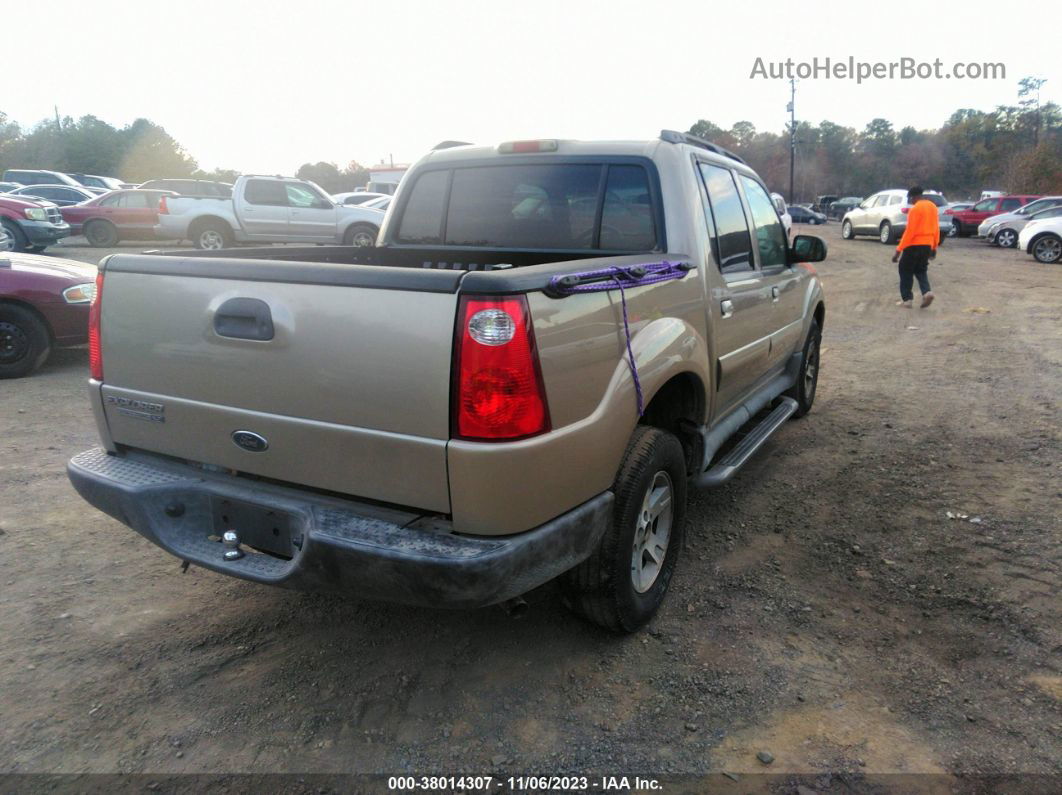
[898,246,932,301]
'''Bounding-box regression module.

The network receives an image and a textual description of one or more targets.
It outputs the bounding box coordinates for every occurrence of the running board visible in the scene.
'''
[693,397,798,488]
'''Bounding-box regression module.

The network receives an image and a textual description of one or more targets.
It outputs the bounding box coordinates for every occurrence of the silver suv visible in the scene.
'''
[841,189,948,244]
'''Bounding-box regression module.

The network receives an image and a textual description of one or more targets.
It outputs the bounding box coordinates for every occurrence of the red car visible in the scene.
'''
[949,194,1041,237]
[60,189,176,247]
[0,252,97,378]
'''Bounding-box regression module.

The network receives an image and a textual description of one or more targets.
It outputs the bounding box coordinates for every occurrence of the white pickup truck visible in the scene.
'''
[155,175,385,249]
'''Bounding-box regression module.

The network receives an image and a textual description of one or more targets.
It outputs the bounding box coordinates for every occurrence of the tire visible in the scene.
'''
[996,228,1018,249]
[947,221,959,238]
[343,223,378,247]
[1,219,29,252]
[192,220,234,250]
[564,426,687,633]
[84,219,119,248]
[785,318,821,417]
[0,303,51,379]
[1031,234,1062,264]
[841,220,854,240]
[879,222,894,245]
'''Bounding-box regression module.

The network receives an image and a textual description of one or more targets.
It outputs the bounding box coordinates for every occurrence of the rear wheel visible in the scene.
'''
[343,223,378,247]
[879,222,894,244]
[1,219,29,252]
[1032,234,1062,264]
[0,303,51,379]
[84,219,119,248]
[193,221,234,250]
[841,220,854,239]
[948,221,959,237]
[564,426,687,633]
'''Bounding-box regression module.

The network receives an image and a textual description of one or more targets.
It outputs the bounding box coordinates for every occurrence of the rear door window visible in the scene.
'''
[244,179,288,206]
[698,162,753,273]
[118,192,150,209]
[1001,198,1023,212]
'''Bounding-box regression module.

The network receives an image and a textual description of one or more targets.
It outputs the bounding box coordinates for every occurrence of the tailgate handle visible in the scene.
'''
[214,298,275,341]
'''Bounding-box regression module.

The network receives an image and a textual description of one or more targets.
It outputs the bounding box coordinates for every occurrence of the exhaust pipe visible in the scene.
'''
[499,596,529,619]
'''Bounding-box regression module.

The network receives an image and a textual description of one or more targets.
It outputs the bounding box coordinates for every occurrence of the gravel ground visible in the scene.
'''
[1,229,1060,791]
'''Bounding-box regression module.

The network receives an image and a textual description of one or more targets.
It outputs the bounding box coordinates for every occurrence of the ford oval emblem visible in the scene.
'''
[232,430,269,452]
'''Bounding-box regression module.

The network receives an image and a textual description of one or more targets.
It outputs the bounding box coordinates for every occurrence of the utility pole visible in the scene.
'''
[787,79,796,203]
[54,105,62,131]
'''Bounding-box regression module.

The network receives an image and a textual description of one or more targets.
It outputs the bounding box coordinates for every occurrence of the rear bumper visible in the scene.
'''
[67,448,612,608]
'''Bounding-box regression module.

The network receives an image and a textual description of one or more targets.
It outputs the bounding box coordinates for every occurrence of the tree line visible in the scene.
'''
[689,78,1060,202]
[0,112,370,191]
[2,77,1058,201]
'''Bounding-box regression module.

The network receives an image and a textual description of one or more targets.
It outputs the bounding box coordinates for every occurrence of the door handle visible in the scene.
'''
[771,286,780,301]
[214,297,274,341]
[720,299,734,318]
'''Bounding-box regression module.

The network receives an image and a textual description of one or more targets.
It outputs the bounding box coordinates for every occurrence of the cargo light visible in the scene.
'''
[88,270,104,381]
[452,295,550,441]
[498,140,559,154]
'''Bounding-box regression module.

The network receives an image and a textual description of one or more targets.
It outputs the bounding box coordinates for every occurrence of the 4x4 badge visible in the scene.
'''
[231,430,268,452]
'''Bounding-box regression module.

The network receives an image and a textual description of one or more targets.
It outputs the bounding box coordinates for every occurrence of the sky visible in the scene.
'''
[4,0,1057,176]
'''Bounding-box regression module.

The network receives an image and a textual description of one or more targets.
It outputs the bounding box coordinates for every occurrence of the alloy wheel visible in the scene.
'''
[200,230,225,250]
[630,471,674,594]
[1033,237,1062,263]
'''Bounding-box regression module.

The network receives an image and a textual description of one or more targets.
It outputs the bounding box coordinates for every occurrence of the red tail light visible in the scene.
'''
[88,270,104,381]
[158,195,169,214]
[452,295,550,441]
[901,206,910,214]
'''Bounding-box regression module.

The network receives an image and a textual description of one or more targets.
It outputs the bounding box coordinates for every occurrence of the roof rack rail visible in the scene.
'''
[659,129,746,165]
[433,140,473,150]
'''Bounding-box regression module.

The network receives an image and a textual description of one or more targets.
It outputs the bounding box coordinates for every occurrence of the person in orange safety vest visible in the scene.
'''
[891,186,939,308]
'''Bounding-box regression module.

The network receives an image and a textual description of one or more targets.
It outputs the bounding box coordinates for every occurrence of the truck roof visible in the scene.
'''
[416,133,758,179]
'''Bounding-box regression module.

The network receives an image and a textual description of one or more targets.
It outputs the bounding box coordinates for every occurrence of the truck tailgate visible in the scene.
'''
[97,255,462,513]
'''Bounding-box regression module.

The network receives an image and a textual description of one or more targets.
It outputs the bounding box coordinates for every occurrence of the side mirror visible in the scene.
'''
[790,234,827,264]
[315,199,333,210]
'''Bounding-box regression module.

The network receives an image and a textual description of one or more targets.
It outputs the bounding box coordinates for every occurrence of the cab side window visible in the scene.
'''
[698,163,753,273]
[244,179,288,206]
[739,176,788,269]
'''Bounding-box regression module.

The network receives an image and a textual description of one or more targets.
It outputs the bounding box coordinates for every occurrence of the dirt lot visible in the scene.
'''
[1,230,1060,791]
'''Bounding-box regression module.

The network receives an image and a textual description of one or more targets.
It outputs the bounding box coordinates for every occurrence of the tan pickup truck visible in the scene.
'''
[67,131,826,632]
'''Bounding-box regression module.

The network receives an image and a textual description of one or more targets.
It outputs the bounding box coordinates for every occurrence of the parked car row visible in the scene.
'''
[832,186,1062,264]
[0,167,390,250]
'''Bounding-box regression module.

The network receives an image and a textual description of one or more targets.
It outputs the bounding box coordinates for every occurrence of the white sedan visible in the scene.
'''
[1017,216,1062,264]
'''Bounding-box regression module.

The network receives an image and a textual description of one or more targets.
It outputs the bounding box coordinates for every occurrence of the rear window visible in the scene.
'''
[396,163,658,250]
[921,194,947,207]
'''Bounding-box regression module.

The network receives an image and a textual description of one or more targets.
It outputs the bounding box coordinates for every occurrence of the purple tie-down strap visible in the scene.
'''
[546,261,694,415]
